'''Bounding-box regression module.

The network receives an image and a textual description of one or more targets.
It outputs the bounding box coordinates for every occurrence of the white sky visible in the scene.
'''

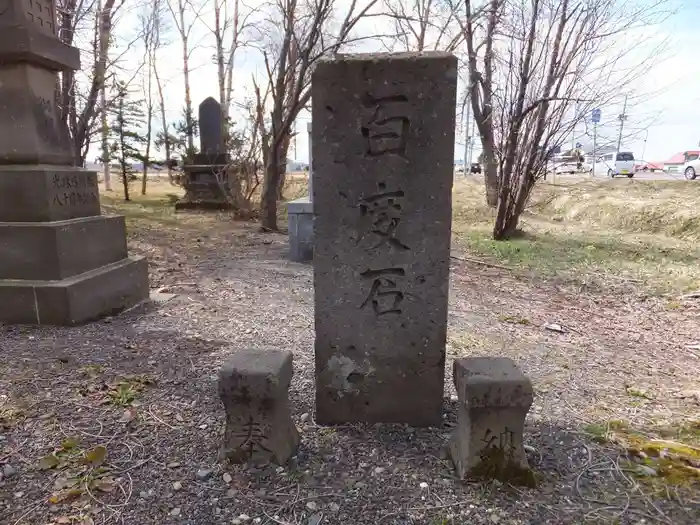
[104,0,699,164]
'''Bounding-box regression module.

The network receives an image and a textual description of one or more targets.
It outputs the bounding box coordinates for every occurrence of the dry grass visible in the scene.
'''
[452,178,700,295]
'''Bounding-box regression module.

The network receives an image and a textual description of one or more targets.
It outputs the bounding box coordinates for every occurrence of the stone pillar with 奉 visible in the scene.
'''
[312,52,457,426]
[218,349,300,465]
[0,0,149,325]
[449,357,536,486]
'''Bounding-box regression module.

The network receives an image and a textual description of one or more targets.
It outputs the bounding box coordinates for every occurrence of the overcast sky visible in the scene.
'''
[108,0,699,164]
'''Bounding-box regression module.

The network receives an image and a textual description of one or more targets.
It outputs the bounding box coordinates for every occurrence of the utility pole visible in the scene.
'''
[616,94,628,152]
[462,94,471,174]
[592,121,597,177]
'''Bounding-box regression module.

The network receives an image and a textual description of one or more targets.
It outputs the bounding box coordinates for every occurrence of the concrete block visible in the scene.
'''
[287,197,313,262]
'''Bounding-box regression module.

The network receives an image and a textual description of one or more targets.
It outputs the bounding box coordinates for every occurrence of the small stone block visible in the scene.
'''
[449,357,535,485]
[218,350,300,466]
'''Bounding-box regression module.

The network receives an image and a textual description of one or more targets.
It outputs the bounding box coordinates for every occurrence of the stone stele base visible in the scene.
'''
[0,165,149,325]
[174,165,235,211]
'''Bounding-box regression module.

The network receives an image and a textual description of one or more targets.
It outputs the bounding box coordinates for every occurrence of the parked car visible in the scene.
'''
[470,162,481,174]
[554,162,578,174]
[683,155,700,180]
[599,151,636,178]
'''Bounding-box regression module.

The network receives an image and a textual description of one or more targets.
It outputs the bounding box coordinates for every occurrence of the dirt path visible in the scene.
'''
[1,218,698,525]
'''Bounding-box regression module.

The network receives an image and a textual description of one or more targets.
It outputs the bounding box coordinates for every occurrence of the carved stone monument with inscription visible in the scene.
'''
[218,349,300,466]
[449,357,535,486]
[0,0,149,325]
[312,52,457,426]
[175,97,236,210]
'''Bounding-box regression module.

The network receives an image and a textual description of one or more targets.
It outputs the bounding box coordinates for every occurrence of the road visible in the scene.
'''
[457,170,693,182]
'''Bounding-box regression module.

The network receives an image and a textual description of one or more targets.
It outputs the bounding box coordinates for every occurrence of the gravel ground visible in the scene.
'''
[1,217,699,525]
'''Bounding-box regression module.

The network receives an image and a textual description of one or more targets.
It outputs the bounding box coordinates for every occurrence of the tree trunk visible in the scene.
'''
[178,0,194,155]
[276,135,290,201]
[100,82,111,190]
[260,157,281,230]
[152,45,173,185]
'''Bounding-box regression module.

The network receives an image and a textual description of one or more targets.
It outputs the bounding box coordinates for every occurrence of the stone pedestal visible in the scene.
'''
[449,357,535,486]
[218,349,300,466]
[175,164,235,210]
[286,197,313,262]
[0,1,149,325]
[312,52,457,426]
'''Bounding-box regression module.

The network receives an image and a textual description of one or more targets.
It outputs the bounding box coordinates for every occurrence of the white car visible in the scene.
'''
[599,151,636,178]
[683,155,700,180]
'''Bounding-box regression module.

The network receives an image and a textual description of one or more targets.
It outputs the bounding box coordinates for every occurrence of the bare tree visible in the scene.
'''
[453,0,669,238]
[254,0,380,231]
[381,0,464,52]
[138,0,168,194]
[167,0,206,158]
[206,0,257,144]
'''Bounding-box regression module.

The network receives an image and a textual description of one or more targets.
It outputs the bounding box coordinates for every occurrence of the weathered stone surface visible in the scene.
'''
[218,349,300,465]
[0,166,100,222]
[198,97,224,156]
[312,52,457,426]
[449,357,535,485]
[0,64,74,165]
[0,256,149,325]
[175,165,235,210]
[287,197,313,262]
[0,216,128,280]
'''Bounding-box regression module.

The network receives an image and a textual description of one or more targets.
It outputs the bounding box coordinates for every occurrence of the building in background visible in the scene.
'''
[663,151,699,172]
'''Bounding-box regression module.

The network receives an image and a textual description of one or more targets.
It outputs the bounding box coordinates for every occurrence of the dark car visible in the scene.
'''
[470,162,481,174]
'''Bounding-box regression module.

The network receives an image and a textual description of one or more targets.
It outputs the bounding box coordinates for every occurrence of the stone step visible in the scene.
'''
[0,256,149,325]
[0,215,128,280]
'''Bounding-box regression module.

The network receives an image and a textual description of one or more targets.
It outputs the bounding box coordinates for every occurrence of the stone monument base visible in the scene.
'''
[0,166,150,325]
[286,197,313,262]
[0,257,148,325]
[175,164,235,211]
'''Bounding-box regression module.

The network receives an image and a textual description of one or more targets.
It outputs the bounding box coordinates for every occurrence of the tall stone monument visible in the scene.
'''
[175,97,235,210]
[313,52,457,426]
[0,0,149,325]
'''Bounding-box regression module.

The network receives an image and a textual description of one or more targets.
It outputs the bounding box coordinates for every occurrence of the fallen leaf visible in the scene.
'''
[49,488,83,504]
[53,477,80,491]
[83,446,107,468]
[544,323,565,333]
[120,408,137,423]
[93,479,116,493]
[39,454,60,470]
[61,438,80,450]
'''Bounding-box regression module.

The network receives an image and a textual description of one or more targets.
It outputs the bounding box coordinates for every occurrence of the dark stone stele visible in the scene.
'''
[218,349,300,466]
[312,52,458,426]
[198,97,224,156]
[175,97,235,210]
[0,0,149,325]
[449,357,535,486]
